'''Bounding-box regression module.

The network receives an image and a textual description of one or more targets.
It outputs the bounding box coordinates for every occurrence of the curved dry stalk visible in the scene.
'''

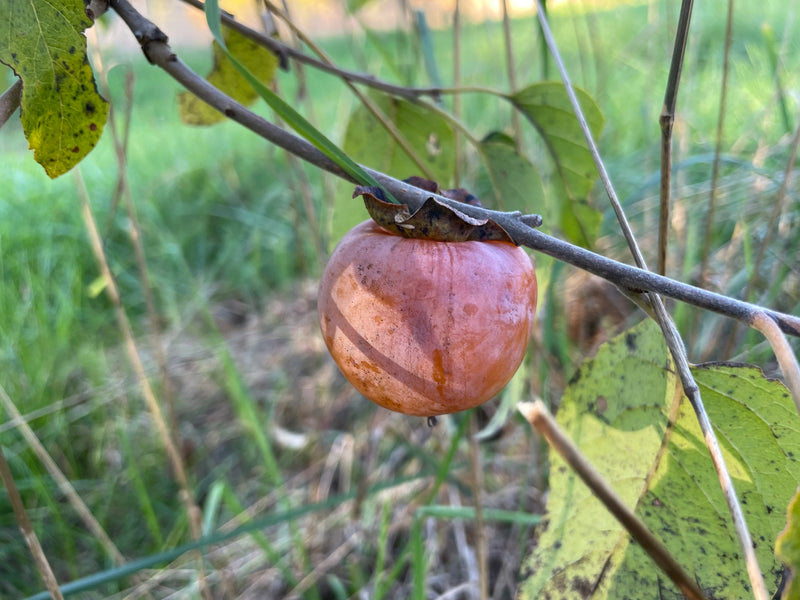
[0,443,65,600]
[751,312,800,413]
[533,2,768,598]
[518,401,709,600]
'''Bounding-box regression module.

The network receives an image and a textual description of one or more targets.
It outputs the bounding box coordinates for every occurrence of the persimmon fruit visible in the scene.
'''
[318,219,537,417]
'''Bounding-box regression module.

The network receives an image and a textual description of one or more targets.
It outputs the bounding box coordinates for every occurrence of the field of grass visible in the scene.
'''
[1,0,799,597]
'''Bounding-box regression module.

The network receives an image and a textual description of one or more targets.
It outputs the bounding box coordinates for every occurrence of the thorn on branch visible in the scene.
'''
[519,213,544,228]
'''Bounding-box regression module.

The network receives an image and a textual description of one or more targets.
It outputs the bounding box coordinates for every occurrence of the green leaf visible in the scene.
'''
[178,28,278,126]
[0,0,108,178]
[478,132,545,214]
[519,320,800,599]
[332,92,455,243]
[777,488,800,599]
[511,82,603,246]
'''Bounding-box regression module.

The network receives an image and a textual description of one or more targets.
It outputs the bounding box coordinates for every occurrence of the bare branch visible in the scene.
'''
[518,401,709,600]
[108,0,800,343]
[0,79,22,130]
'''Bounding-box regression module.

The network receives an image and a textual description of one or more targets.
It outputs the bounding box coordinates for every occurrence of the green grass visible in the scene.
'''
[1,0,800,597]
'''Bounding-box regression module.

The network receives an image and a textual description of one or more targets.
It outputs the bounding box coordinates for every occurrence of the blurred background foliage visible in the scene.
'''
[1,0,799,597]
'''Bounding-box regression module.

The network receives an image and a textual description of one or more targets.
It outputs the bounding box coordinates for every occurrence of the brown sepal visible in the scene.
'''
[353,185,515,243]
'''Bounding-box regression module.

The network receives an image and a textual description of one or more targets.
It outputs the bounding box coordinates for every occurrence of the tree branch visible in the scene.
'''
[0,77,22,130]
[108,0,800,342]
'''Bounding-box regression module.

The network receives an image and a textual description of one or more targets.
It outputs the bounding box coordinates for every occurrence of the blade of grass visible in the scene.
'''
[373,501,392,600]
[116,417,164,547]
[415,505,542,526]
[23,473,431,600]
[411,516,426,600]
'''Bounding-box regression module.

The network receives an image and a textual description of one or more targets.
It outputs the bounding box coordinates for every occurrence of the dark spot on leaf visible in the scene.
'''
[85,101,95,114]
[571,577,593,595]
[626,333,637,351]
[72,147,79,153]
[89,123,96,131]
[69,46,76,54]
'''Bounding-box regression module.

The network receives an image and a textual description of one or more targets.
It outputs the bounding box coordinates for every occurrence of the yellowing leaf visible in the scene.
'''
[0,0,108,178]
[520,320,800,599]
[777,488,800,599]
[178,27,278,125]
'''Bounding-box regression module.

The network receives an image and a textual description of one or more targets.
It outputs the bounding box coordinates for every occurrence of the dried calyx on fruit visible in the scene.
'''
[317,181,538,417]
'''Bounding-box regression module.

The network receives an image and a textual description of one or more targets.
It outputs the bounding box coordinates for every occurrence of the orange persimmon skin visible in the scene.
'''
[318,220,537,416]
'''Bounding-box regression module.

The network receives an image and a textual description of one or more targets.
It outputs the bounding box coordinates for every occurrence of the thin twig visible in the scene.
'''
[179,0,443,101]
[518,401,709,600]
[534,2,769,598]
[533,0,647,271]
[0,442,65,600]
[107,0,800,342]
[658,0,695,276]
[0,385,126,565]
[0,79,22,130]
[74,170,211,600]
[699,0,734,287]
